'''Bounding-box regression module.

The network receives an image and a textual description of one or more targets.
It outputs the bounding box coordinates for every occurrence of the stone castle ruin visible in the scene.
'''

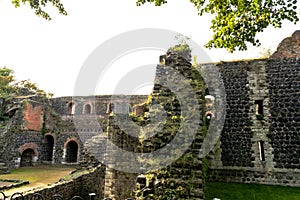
[0,31,299,199]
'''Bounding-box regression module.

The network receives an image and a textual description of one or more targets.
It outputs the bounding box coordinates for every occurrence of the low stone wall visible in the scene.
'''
[18,165,106,200]
[208,168,300,187]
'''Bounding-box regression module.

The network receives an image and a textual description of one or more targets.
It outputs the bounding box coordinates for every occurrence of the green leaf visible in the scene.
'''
[11,0,67,20]
[136,0,300,52]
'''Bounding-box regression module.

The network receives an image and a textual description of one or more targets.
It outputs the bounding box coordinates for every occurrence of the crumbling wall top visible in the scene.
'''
[271,30,300,59]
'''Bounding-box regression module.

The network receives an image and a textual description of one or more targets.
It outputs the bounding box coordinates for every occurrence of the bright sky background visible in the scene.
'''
[0,0,299,97]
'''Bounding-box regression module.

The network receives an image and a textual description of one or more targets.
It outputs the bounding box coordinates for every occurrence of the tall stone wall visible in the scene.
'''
[0,97,86,170]
[218,61,254,167]
[83,46,206,199]
[266,58,300,169]
[0,31,300,198]
[138,54,205,200]
[2,130,44,169]
[0,99,50,169]
[0,93,148,173]
[207,57,300,186]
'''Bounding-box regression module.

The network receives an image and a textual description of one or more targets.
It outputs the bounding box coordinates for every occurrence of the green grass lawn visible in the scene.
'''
[206,182,300,200]
[0,165,75,195]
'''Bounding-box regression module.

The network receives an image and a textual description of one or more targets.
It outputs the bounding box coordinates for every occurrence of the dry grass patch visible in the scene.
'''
[0,165,75,195]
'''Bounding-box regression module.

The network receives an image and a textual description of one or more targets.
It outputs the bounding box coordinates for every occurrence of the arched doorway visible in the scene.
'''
[44,135,54,162]
[68,102,75,115]
[83,104,91,114]
[65,141,78,163]
[20,149,35,167]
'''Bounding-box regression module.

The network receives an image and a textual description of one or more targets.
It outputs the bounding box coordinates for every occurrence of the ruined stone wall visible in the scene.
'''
[50,95,148,116]
[0,99,48,169]
[23,101,44,131]
[3,130,44,169]
[0,98,86,170]
[95,49,206,199]
[218,61,254,167]
[137,57,205,200]
[271,31,300,59]
[207,57,300,186]
[266,58,300,170]
[19,165,106,200]
[49,95,148,166]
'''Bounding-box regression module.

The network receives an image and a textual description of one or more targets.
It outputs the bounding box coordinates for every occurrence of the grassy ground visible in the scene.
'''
[2,168,300,199]
[206,182,300,200]
[0,165,75,195]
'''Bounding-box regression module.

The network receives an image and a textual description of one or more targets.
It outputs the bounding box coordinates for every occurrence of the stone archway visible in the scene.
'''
[65,141,78,163]
[19,143,38,167]
[44,135,54,162]
[68,102,75,115]
[83,104,92,114]
[20,149,35,167]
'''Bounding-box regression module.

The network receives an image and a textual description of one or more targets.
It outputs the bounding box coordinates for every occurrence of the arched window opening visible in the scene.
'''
[205,112,212,127]
[20,149,35,167]
[106,103,114,114]
[83,104,92,114]
[206,113,212,120]
[68,102,75,115]
[44,135,54,162]
[65,141,78,163]
[136,175,147,190]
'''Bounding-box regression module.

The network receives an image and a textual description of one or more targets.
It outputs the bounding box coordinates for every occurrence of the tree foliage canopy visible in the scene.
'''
[0,67,52,99]
[136,0,300,52]
[12,0,67,20]
[9,0,300,52]
[0,67,52,121]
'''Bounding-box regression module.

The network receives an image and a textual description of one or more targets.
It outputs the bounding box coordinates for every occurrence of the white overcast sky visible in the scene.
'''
[0,0,299,97]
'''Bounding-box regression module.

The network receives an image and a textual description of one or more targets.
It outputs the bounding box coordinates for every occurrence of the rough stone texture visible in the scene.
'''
[247,61,274,170]
[208,168,300,186]
[266,58,300,170]
[133,49,205,200]
[18,165,106,200]
[0,31,300,198]
[271,31,300,59]
[217,61,254,167]
[207,56,300,187]
[50,95,147,116]
[0,94,148,173]
[103,168,137,200]
[83,48,206,199]
[23,102,43,131]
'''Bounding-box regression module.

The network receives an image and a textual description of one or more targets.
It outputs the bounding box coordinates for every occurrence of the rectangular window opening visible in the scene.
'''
[255,100,264,120]
[258,141,265,161]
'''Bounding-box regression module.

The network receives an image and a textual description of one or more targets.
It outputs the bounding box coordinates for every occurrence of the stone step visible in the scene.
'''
[0,169,10,174]
[0,162,10,174]
[0,170,9,174]
[0,166,8,170]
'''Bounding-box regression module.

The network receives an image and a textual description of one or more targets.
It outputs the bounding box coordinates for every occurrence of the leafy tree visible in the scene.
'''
[0,67,52,121]
[12,0,67,20]
[258,47,273,58]
[9,0,300,52]
[0,67,52,99]
[0,67,17,99]
[136,0,300,52]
